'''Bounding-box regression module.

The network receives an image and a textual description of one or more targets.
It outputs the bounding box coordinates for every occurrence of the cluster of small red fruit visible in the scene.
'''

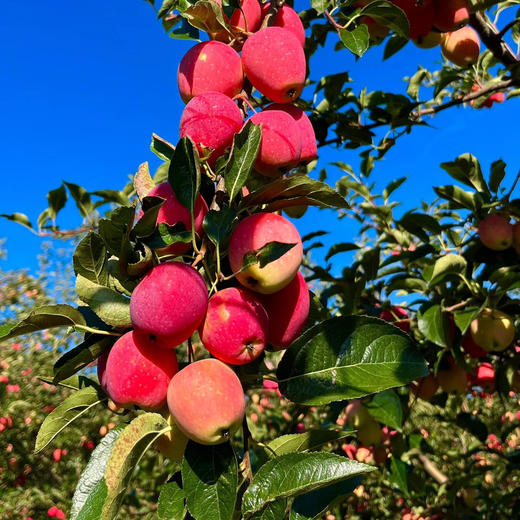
[98,3,318,449]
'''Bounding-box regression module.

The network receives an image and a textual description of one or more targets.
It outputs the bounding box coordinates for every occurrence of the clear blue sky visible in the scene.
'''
[1,1,519,276]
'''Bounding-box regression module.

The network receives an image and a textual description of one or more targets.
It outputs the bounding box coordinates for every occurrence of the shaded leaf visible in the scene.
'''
[366,390,403,430]
[339,25,370,57]
[203,207,237,246]
[158,481,186,520]
[73,232,108,285]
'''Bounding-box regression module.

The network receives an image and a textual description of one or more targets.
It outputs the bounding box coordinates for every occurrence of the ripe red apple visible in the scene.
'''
[230,0,262,33]
[167,359,246,445]
[130,262,208,347]
[179,91,243,167]
[98,331,178,411]
[142,182,208,256]
[470,308,515,352]
[390,0,435,40]
[199,287,269,365]
[478,214,513,250]
[264,103,317,165]
[379,306,410,332]
[410,373,439,400]
[260,3,306,47]
[441,26,480,67]
[471,362,495,390]
[433,0,469,32]
[437,360,468,394]
[258,271,310,350]
[177,41,243,103]
[248,110,302,177]
[242,27,306,103]
[228,212,303,294]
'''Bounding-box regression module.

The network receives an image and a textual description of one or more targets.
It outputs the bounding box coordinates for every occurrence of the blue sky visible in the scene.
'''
[1,0,519,276]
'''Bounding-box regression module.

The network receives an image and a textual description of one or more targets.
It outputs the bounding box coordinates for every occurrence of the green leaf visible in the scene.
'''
[73,232,108,285]
[203,207,237,246]
[64,181,95,218]
[224,122,261,202]
[70,426,125,520]
[75,275,131,328]
[182,442,238,520]
[434,185,482,211]
[169,137,201,214]
[383,176,407,199]
[276,316,428,406]
[102,413,170,519]
[250,499,287,520]
[39,375,99,391]
[325,242,359,261]
[453,306,480,335]
[132,196,166,238]
[489,159,506,193]
[0,304,87,341]
[35,385,106,453]
[0,212,33,230]
[92,190,131,207]
[242,176,349,211]
[389,457,409,495]
[383,34,408,60]
[98,206,135,256]
[183,0,229,34]
[152,133,176,161]
[171,18,200,40]
[429,254,467,285]
[134,161,156,201]
[339,25,370,57]
[53,335,115,384]
[366,390,403,430]
[241,452,374,516]
[440,154,489,194]
[158,481,186,520]
[361,0,410,38]
[143,222,193,249]
[290,477,361,520]
[47,185,68,221]
[311,0,330,15]
[265,430,352,457]
[75,480,108,520]
[456,412,488,442]
[399,212,442,242]
[417,304,450,347]
[242,242,297,270]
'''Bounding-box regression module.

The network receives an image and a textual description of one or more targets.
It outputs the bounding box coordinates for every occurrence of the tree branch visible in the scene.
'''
[417,453,450,484]
[469,12,519,67]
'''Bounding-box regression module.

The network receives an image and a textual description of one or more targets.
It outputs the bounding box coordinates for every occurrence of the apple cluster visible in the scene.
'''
[177,1,317,175]
[363,0,481,68]
[95,3,320,449]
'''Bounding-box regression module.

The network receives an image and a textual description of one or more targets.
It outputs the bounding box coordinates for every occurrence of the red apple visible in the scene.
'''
[478,214,513,250]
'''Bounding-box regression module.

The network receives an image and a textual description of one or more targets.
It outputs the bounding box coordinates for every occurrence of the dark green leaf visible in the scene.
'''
[75,480,108,520]
[70,427,125,520]
[92,190,131,207]
[434,185,482,211]
[250,499,287,520]
[366,390,403,430]
[152,133,176,161]
[64,182,94,218]
[311,0,330,15]
[169,137,201,214]
[73,232,108,285]
[456,412,488,442]
[383,34,408,60]
[53,335,115,384]
[47,185,68,221]
[440,154,489,194]
[75,275,131,328]
[339,25,370,57]
[203,208,237,246]
[0,212,33,230]
[429,253,467,285]
[143,222,193,249]
[290,477,361,520]
[454,306,480,335]
[389,457,409,495]
[361,0,410,38]
[325,242,359,261]
[417,304,450,347]
[182,442,238,520]
[0,304,87,341]
[241,452,374,516]
[35,385,106,453]
[98,206,135,256]
[265,430,352,457]
[242,242,297,270]
[225,121,262,202]
[158,481,186,520]
[132,196,166,238]
[277,316,428,405]
[489,159,506,193]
